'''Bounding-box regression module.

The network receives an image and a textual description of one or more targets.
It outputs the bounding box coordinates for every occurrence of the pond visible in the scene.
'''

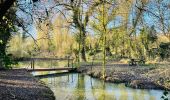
[33,72,169,100]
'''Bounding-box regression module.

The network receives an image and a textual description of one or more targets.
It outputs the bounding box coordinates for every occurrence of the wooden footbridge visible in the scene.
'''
[17,57,76,72]
[27,67,76,72]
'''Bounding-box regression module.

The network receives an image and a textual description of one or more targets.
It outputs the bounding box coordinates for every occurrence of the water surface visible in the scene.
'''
[33,72,169,100]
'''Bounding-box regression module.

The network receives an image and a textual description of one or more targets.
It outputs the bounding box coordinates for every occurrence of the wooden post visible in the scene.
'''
[68,56,70,67]
[33,60,35,70]
[31,60,32,69]
[72,59,73,68]
[50,60,52,68]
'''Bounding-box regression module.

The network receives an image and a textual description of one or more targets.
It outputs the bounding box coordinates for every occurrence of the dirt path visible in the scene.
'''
[0,69,55,100]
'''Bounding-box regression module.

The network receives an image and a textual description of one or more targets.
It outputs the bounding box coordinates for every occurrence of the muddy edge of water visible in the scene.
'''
[76,64,170,91]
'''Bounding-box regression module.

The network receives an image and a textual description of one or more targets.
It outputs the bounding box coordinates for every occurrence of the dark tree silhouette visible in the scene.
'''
[0,0,15,19]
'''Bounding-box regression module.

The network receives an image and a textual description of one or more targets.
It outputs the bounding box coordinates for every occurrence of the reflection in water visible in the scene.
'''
[33,73,168,100]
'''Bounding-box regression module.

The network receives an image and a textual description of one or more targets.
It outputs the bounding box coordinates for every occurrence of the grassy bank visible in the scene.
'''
[77,62,170,90]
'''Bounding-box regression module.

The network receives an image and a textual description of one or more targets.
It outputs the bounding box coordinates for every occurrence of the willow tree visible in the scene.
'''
[55,0,105,62]
[52,14,75,57]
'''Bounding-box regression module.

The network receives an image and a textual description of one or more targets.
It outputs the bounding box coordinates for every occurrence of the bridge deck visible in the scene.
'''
[27,67,76,72]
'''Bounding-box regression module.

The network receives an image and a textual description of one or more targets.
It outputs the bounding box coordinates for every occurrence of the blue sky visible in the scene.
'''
[16,0,170,38]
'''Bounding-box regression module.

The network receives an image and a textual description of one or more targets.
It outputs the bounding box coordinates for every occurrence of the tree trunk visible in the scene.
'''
[106,46,112,56]
[81,32,86,62]
[0,60,4,70]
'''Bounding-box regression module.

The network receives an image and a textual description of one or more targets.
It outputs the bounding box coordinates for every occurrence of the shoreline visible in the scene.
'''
[77,64,170,91]
[0,69,55,100]
[0,64,169,100]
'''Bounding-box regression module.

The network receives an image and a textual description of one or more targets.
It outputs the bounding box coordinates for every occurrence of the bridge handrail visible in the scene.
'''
[15,57,74,61]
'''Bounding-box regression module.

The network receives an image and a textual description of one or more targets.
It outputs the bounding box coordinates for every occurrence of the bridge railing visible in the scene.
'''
[16,57,74,70]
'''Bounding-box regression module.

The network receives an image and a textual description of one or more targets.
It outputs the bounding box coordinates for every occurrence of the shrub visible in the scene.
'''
[159,42,170,60]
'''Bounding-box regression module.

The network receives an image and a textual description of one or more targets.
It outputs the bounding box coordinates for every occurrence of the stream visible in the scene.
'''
[33,71,168,100]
